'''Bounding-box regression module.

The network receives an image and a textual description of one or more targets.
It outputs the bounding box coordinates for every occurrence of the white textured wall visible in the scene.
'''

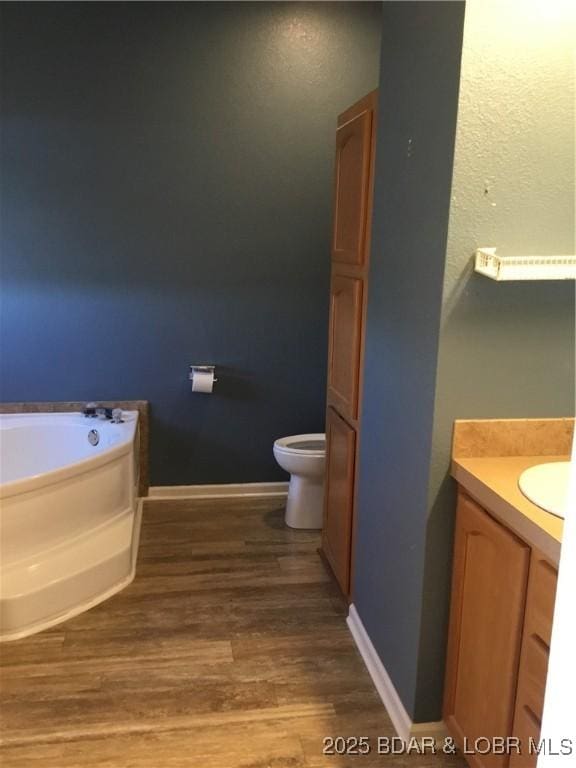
[432,0,575,475]
[445,0,575,267]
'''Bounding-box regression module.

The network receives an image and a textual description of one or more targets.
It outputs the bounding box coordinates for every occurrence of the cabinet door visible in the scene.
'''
[444,492,530,768]
[327,275,362,421]
[332,108,373,266]
[322,408,356,595]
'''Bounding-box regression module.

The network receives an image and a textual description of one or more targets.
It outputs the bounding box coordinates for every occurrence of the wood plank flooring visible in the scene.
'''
[0,497,465,767]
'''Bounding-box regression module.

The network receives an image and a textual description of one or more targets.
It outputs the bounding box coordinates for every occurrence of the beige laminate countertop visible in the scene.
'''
[452,454,567,566]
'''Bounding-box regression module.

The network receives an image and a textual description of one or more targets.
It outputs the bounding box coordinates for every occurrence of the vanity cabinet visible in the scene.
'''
[444,490,558,768]
[444,492,530,768]
[322,90,377,597]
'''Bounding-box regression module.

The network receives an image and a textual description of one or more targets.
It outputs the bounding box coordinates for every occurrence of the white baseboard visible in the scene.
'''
[148,481,289,500]
[347,604,447,744]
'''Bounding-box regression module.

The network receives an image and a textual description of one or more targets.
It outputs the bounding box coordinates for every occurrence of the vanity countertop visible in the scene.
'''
[450,418,573,566]
[451,454,567,566]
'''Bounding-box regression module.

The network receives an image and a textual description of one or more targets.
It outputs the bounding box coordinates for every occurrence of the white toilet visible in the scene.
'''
[273,433,326,529]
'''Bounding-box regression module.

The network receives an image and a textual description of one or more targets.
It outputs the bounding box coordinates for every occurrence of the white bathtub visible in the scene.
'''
[0,411,141,641]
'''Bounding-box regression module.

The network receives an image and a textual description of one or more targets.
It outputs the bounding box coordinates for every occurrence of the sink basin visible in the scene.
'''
[518,462,571,519]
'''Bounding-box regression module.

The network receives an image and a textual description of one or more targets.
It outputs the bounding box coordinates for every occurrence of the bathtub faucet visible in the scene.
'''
[83,403,110,419]
[82,403,123,423]
[110,409,124,424]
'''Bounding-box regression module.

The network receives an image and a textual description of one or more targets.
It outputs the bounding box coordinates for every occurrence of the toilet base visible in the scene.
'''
[285,475,324,529]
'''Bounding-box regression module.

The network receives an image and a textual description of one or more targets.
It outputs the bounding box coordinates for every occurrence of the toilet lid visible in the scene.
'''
[287,440,325,451]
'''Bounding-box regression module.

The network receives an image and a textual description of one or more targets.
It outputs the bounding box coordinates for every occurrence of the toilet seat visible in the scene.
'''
[273,434,325,457]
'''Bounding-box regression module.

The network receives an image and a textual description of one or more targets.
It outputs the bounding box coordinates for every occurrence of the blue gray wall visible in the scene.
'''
[0,2,382,485]
[353,1,466,721]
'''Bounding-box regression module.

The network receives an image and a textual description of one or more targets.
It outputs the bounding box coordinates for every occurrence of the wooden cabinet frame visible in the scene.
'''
[321,90,378,598]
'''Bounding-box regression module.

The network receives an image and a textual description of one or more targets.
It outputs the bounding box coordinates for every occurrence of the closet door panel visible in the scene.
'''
[322,408,357,594]
[332,109,373,266]
[327,275,362,421]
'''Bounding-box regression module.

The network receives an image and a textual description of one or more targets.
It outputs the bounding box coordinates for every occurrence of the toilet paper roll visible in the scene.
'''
[191,370,215,393]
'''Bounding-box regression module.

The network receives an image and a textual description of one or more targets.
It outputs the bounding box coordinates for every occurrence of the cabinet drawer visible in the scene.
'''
[509,705,540,768]
[510,549,557,763]
[515,634,549,723]
[524,554,557,648]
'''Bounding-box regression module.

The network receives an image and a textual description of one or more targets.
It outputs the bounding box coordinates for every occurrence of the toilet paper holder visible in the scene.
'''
[188,365,218,382]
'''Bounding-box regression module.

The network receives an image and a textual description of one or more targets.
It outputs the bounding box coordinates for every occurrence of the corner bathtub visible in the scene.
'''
[0,411,141,641]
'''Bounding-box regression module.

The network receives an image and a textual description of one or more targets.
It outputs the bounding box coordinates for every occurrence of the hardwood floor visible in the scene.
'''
[0,497,465,767]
